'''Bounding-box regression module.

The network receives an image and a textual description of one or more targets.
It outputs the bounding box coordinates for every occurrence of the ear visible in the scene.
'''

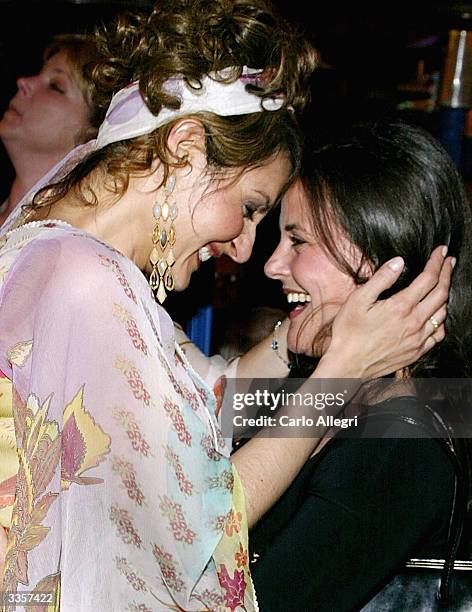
[358,257,374,280]
[166,118,206,162]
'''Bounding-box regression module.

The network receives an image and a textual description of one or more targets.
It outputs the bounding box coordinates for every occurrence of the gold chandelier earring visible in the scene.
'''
[149,174,178,303]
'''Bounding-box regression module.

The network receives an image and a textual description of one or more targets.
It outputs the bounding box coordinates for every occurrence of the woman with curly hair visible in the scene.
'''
[0,2,451,610]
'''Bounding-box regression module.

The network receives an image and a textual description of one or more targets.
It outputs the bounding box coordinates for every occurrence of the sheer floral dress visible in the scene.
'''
[0,220,256,611]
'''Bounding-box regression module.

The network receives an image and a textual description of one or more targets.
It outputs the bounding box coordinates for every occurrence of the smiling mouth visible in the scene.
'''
[198,243,223,262]
[285,291,311,319]
[198,246,212,262]
[3,109,19,120]
[6,103,21,116]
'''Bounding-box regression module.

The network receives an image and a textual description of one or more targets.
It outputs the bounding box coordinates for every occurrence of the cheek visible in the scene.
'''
[210,206,244,242]
[55,106,86,132]
[26,101,68,136]
[34,95,83,125]
[291,252,314,289]
[293,254,355,306]
[320,276,356,314]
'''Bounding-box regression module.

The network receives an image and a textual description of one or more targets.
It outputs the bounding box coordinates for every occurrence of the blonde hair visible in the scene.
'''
[43,34,104,133]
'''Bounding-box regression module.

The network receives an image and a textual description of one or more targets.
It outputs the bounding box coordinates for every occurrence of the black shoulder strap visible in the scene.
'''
[423,404,469,603]
[354,401,470,604]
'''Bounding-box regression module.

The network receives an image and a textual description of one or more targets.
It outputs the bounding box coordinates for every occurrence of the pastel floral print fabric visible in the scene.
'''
[0,221,256,611]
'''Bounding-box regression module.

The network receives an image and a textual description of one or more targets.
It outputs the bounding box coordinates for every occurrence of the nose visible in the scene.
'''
[16,75,37,97]
[264,241,290,280]
[223,223,256,264]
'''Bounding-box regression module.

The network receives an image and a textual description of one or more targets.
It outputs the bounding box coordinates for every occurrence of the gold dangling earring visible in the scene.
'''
[149,174,178,303]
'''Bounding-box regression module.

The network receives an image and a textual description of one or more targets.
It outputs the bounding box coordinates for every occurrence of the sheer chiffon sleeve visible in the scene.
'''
[174,325,239,390]
[0,226,254,611]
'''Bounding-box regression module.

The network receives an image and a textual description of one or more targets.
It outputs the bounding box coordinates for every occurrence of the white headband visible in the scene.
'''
[95,66,284,149]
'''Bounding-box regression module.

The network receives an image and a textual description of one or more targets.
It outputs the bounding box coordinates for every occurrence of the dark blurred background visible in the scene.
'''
[0,1,466,136]
[1,0,471,351]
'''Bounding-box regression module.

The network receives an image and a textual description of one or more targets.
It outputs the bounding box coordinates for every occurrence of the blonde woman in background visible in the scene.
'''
[0,33,102,226]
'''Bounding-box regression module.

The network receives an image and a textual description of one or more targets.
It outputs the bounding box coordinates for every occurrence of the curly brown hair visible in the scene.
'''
[32,0,317,210]
[92,0,316,117]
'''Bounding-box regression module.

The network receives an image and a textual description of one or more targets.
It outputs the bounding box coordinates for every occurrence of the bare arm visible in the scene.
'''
[175,318,291,380]
[231,357,359,528]
[236,317,290,378]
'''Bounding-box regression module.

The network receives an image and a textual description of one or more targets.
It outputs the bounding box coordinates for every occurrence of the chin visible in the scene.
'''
[288,336,312,357]
[172,271,191,292]
[294,346,318,358]
[288,331,324,358]
[288,321,314,354]
[172,279,187,292]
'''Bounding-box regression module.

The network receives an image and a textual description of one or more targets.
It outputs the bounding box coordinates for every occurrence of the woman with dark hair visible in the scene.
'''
[0,3,452,608]
[254,119,471,611]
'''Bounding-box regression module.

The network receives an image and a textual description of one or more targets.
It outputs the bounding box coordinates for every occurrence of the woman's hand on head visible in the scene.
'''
[322,245,453,379]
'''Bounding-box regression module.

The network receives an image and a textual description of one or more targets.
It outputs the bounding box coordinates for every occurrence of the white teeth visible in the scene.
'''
[286,292,311,304]
[198,246,212,262]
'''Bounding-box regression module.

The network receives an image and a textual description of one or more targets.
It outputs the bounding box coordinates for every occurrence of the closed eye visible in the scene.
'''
[50,82,65,94]
[289,234,306,247]
[243,203,256,220]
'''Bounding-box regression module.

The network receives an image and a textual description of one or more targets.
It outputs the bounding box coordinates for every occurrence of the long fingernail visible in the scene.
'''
[442,246,448,257]
[388,257,404,271]
[451,257,456,269]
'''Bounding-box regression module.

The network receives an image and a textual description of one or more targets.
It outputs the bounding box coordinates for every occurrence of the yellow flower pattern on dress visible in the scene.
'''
[6,341,33,368]
[225,509,243,537]
[235,543,248,569]
[212,468,258,612]
[3,393,61,595]
[0,221,257,610]
[0,371,16,529]
[61,387,111,490]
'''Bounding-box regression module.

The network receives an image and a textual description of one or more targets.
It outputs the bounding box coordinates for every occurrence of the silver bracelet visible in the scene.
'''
[271,320,291,368]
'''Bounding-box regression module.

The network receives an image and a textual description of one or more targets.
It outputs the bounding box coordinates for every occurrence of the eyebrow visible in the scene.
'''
[42,64,73,83]
[50,68,72,81]
[284,223,301,231]
[254,190,272,208]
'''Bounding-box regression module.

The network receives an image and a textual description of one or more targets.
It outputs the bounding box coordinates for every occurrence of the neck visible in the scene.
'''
[6,145,73,209]
[31,172,156,271]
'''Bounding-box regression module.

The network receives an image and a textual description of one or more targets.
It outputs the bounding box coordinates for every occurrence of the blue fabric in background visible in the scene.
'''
[187,306,213,355]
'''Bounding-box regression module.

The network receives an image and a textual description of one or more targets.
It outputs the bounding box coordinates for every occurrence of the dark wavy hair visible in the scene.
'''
[298,119,472,379]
